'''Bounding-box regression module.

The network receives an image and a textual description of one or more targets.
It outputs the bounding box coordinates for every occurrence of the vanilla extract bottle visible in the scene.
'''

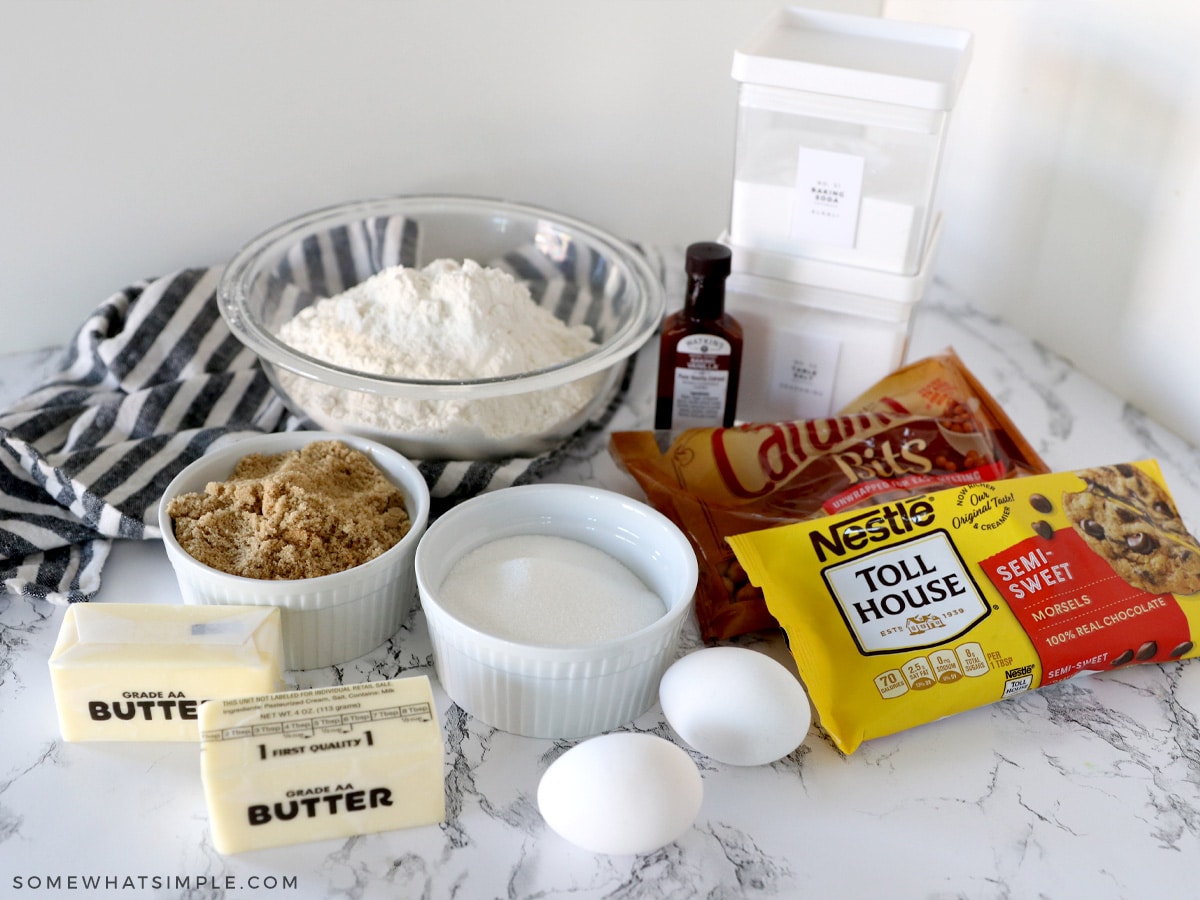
[655,242,743,430]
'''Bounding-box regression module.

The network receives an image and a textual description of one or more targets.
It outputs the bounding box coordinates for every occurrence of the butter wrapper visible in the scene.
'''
[728,461,1200,754]
[48,603,285,742]
[199,677,445,854]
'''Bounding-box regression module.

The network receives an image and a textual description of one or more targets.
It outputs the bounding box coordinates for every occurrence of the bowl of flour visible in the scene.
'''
[217,195,664,460]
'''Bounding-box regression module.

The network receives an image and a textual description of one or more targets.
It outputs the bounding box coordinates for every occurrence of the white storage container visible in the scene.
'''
[729,8,971,275]
[722,215,941,422]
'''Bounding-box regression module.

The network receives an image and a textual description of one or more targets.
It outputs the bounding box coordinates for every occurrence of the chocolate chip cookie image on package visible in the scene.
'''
[1062,464,1200,595]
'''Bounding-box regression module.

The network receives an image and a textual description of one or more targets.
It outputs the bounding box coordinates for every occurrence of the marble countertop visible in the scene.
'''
[3,278,1200,899]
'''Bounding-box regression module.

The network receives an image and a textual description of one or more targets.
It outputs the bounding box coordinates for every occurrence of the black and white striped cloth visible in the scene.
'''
[0,234,662,605]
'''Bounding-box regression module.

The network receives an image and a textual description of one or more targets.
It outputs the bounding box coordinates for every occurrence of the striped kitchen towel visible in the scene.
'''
[0,234,663,605]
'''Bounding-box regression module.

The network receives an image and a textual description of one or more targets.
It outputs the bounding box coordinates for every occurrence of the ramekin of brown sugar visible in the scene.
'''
[158,431,430,670]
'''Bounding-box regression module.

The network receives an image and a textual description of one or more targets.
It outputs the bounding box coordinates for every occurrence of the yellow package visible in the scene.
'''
[727,461,1200,754]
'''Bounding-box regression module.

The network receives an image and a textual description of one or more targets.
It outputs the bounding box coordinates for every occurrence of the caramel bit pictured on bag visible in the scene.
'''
[609,349,1049,642]
[167,440,411,580]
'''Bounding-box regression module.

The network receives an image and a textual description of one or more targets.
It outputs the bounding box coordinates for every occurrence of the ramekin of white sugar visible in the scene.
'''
[414,484,698,739]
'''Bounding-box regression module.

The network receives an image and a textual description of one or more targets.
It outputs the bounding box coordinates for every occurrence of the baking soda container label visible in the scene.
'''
[790,147,865,248]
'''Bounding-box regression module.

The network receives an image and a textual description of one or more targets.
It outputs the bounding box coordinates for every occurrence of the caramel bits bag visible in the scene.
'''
[727,461,1200,754]
[610,350,1049,641]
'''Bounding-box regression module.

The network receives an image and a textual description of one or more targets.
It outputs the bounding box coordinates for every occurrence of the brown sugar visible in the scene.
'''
[167,440,412,579]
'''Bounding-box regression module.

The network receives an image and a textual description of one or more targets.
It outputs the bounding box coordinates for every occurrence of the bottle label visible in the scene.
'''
[671,335,733,428]
[677,335,732,356]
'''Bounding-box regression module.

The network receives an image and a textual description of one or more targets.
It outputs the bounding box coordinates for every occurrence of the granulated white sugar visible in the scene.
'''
[437,534,665,646]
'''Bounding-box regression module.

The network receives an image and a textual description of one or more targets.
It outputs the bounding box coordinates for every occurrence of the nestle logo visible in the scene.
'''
[1005,665,1035,680]
[810,499,936,562]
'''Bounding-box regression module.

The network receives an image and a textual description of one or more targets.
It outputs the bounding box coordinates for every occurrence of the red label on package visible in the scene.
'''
[980,528,1189,684]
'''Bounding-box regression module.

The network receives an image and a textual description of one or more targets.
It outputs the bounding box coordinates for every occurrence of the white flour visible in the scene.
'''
[277,259,601,438]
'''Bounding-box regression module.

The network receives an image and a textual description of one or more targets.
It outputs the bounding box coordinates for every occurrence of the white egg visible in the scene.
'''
[536,732,702,855]
[659,646,811,766]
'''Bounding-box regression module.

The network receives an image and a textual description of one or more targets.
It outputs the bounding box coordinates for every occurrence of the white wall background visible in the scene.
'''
[888,0,1200,451]
[1,0,851,347]
[4,0,1200,448]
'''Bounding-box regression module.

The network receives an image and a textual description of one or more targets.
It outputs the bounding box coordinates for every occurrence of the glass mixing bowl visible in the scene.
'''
[217,194,664,460]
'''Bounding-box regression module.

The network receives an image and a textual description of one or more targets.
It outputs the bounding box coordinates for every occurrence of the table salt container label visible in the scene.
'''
[761,327,840,420]
[791,147,865,247]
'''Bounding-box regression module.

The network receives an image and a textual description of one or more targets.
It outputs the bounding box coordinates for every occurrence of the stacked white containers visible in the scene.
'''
[723,8,972,421]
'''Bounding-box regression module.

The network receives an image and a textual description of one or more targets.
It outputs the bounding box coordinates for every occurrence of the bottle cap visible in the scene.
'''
[685,242,732,279]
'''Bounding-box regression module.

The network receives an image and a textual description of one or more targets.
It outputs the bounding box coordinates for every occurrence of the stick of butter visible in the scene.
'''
[48,603,285,742]
[199,677,445,855]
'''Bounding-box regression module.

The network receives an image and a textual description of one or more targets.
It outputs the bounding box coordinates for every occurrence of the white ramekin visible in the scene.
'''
[158,431,431,670]
[414,484,698,739]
